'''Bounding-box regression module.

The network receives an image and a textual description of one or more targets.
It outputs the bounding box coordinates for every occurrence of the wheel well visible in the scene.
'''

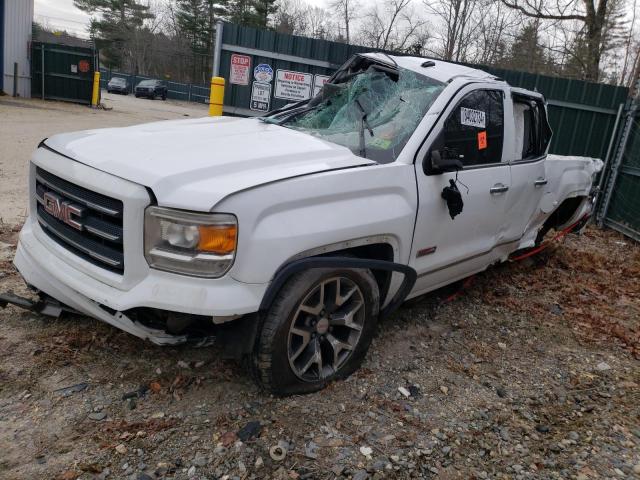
[545,196,586,230]
[316,242,395,307]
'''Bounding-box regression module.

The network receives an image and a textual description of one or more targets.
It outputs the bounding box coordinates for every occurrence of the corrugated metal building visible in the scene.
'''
[1,0,34,97]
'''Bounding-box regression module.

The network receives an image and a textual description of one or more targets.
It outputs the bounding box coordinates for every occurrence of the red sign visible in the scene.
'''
[78,59,90,73]
[477,131,487,150]
[230,54,251,85]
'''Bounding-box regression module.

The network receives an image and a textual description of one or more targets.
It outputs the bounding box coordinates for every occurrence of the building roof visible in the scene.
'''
[34,30,92,49]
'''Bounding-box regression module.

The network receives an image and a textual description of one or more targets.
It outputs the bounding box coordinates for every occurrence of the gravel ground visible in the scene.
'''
[0,224,638,480]
[0,92,208,225]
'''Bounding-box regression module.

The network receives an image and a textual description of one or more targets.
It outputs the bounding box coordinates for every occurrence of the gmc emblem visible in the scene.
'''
[43,192,85,231]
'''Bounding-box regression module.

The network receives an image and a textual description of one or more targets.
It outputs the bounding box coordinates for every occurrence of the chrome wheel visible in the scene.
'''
[287,276,365,382]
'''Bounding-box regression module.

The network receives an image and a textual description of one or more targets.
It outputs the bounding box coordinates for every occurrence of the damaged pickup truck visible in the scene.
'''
[4,53,602,395]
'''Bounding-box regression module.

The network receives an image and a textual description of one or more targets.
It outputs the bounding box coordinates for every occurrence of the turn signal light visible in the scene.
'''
[198,225,237,254]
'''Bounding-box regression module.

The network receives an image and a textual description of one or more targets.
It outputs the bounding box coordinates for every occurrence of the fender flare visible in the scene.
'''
[259,257,417,318]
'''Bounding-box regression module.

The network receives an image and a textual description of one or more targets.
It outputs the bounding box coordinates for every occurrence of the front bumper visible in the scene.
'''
[14,221,267,344]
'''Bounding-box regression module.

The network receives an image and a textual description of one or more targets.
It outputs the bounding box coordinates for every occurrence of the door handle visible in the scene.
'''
[490,184,509,194]
[534,178,548,187]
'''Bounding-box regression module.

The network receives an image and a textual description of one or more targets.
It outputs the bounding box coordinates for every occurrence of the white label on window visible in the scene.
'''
[460,107,485,128]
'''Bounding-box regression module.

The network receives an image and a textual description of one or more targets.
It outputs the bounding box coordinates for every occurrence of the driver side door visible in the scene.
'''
[409,85,512,296]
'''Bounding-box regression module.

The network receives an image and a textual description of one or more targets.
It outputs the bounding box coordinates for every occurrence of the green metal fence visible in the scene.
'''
[32,42,98,104]
[597,101,640,241]
[213,21,629,160]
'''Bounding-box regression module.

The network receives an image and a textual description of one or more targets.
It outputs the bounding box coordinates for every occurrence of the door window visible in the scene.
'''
[442,90,504,166]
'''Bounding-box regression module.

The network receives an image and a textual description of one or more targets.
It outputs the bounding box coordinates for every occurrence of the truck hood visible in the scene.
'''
[44,116,374,211]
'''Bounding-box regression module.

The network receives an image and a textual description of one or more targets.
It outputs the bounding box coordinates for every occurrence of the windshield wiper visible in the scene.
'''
[354,99,374,159]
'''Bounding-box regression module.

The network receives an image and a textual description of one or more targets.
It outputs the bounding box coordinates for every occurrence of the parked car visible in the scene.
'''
[135,79,167,100]
[6,53,602,395]
[106,77,129,95]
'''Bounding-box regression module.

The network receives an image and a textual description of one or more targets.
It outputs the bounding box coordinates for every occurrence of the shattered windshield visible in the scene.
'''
[263,63,446,163]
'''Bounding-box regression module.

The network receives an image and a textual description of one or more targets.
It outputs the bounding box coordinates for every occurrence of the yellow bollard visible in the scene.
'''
[209,76,225,116]
[91,71,101,107]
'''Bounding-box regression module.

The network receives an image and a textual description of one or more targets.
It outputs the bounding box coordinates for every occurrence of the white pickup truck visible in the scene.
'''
[6,53,602,395]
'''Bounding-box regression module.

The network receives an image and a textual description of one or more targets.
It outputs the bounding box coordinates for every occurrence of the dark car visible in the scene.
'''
[107,77,129,95]
[135,79,167,100]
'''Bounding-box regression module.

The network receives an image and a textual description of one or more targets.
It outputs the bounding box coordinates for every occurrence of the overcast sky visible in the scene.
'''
[34,0,92,37]
[34,0,328,38]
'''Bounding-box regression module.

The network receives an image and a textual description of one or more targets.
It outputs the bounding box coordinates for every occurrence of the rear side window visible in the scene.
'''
[442,89,504,166]
[514,95,553,160]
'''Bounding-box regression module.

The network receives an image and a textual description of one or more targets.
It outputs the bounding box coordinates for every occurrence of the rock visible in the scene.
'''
[136,474,153,480]
[255,457,264,469]
[398,387,411,397]
[150,411,165,419]
[177,360,190,369]
[238,461,247,474]
[496,387,507,398]
[633,464,640,474]
[304,441,319,459]
[408,385,421,397]
[568,431,579,441]
[193,452,207,467]
[497,342,507,349]
[115,444,128,455]
[332,465,345,476]
[352,470,369,480]
[596,362,611,371]
[126,398,137,410]
[440,386,449,395]
[237,421,262,441]
[89,412,107,421]
[536,424,550,433]
[360,446,373,458]
[187,466,196,478]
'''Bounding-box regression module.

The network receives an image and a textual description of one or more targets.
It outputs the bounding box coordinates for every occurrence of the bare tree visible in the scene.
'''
[499,0,624,81]
[424,0,482,61]
[328,0,359,42]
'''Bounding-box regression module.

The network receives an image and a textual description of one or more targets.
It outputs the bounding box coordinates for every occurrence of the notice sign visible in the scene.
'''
[460,107,485,128]
[251,81,271,112]
[274,70,313,101]
[230,54,251,85]
[313,74,331,96]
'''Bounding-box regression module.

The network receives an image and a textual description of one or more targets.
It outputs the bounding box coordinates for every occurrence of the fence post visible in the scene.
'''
[188,83,192,102]
[41,45,45,100]
[12,63,17,97]
[597,101,636,226]
[212,20,223,78]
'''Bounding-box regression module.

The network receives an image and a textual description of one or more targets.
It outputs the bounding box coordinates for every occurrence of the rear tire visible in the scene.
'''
[252,267,379,396]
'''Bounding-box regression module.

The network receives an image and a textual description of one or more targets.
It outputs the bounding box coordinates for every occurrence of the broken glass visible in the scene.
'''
[265,64,446,163]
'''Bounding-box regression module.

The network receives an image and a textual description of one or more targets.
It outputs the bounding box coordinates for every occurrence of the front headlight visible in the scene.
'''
[144,207,237,278]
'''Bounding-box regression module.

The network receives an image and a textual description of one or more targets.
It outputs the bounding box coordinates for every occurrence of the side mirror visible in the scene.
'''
[423,149,463,175]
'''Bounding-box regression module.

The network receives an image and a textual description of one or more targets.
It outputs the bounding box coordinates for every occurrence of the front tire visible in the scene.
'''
[252,268,379,395]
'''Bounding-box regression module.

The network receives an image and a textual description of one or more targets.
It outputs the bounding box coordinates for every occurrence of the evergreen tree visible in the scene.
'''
[74,0,154,69]
[504,22,553,75]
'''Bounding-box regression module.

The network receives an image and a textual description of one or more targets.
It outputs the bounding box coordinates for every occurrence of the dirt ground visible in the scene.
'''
[0,225,638,480]
[0,92,208,225]
[0,96,639,480]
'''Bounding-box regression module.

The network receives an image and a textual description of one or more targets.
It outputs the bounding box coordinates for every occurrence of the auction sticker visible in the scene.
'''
[230,54,251,85]
[460,107,485,128]
[250,81,271,112]
[254,63,273,83]
[274,70,313,101]
[313,74,331,96]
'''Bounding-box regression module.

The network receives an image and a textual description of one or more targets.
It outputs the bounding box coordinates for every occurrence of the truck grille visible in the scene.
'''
[35,167,125,273]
